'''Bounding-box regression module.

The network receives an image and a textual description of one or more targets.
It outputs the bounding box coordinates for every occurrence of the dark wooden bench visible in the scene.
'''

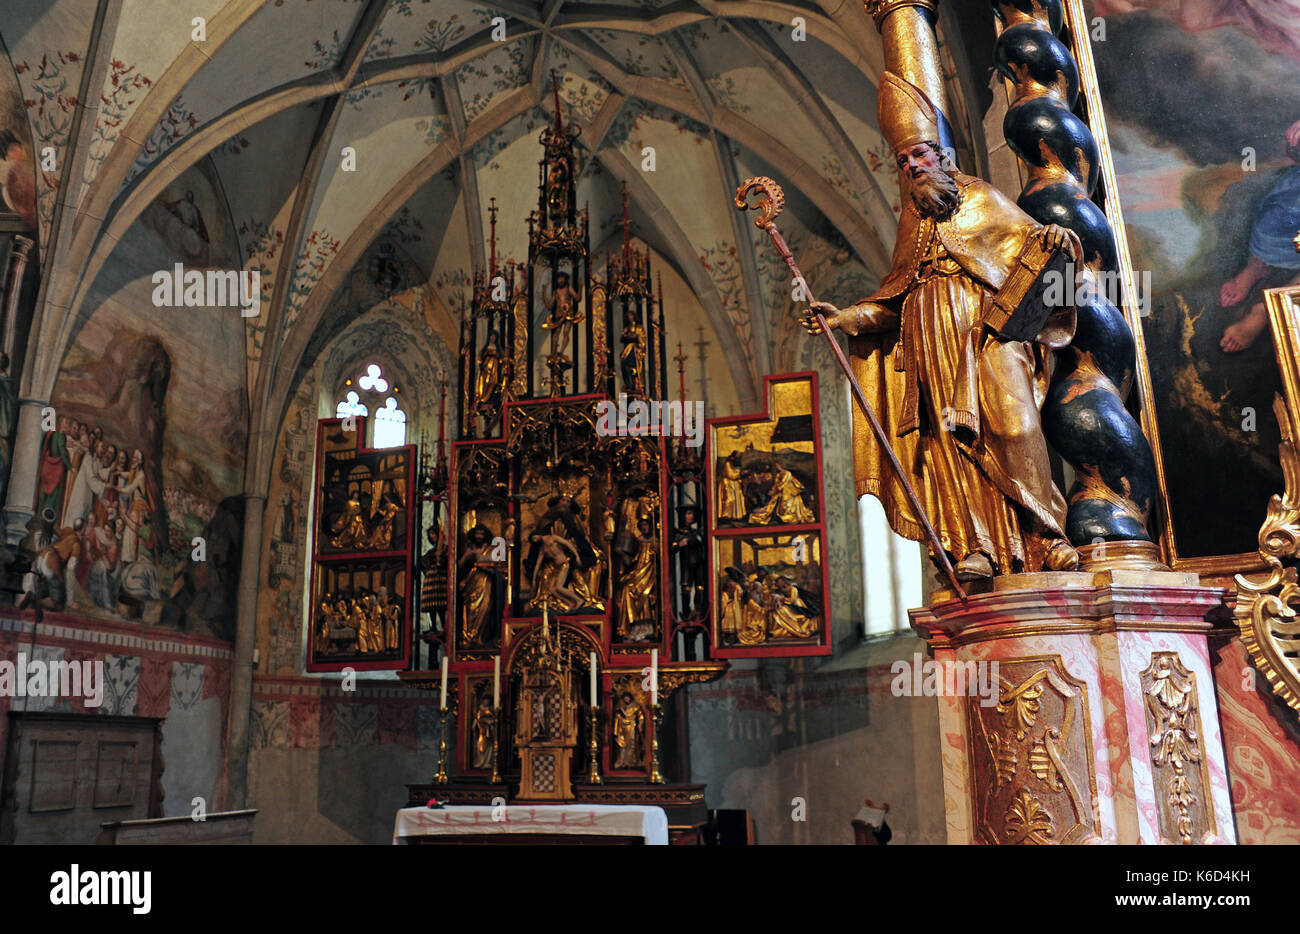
[97,809,258,844]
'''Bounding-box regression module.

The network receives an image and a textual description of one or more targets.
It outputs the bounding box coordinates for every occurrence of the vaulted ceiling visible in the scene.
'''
[3,0,996,484]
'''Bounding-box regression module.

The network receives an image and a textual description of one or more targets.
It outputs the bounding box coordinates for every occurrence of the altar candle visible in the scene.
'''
[590,651,597,707]
[440,655,448,709]
[650,648,658,705]
[493,655,500,709]
[543,602,550,642]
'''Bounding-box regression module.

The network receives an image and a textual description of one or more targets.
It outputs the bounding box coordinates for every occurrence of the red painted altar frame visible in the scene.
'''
[445,392,674,779]
[706,371,832,658]
[306,415,416,672]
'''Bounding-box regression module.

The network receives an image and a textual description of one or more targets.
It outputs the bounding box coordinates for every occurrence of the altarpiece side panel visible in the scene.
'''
[307,417,415,672]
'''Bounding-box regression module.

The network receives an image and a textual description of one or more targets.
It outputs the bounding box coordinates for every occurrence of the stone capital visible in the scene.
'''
[865,0,938,30]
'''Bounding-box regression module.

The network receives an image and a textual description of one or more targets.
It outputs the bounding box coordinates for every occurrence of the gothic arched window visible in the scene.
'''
[859,494,924,635]
[335,390,368,420]
[337,363,406,448]
[373,396,407,449]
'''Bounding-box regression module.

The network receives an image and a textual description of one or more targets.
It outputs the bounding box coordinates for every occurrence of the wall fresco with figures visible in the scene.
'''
[254,376,316,678]
[27,160,246,637]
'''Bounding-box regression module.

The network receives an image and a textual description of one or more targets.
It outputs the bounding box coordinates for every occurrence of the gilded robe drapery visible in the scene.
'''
[850,174,1074,573]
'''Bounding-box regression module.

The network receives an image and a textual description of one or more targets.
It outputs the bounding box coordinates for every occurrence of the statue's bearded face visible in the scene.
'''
[897,142,961,221]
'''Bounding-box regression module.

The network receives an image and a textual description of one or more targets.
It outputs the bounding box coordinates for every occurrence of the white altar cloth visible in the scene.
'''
[392,804,669,845]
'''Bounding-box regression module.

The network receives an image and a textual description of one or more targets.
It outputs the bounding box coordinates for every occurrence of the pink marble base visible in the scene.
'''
[911,571,1235,845]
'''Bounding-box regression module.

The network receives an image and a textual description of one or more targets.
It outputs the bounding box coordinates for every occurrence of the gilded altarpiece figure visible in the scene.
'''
[449,444,509,658]
[459,261,516,441]
[464,676,499,774]
[610,675,649,774]
[604,186,667,403]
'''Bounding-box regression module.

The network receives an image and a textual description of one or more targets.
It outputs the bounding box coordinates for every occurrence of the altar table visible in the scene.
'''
[392,804,669,845]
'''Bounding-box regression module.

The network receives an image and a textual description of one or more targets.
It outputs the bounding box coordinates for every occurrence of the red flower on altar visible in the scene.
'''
[425,797,445,809]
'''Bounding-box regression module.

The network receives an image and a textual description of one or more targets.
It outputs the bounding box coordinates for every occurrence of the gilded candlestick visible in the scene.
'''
[586,706,603,784]
[435,705,450,784]
[650,701,665,784]
[490,706,502,785]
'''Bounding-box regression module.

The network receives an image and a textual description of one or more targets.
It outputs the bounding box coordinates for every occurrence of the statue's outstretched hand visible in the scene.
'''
[801,301,841,336]
[1040,224,1083,263]
[802,300,894,337]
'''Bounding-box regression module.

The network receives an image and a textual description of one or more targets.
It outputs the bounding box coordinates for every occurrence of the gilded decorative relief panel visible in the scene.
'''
[968,655,1100,845]
[1141,652,1216,845]
[511,292,529,399]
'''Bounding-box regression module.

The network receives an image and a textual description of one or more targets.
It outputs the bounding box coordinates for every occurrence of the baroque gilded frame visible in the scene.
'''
[1232,286,1300,716]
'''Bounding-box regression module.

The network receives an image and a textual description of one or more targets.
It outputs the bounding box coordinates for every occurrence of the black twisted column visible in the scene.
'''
[994,0,1159,555]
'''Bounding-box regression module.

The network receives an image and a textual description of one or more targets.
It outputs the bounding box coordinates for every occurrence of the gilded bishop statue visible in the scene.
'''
[805,71,1082,582]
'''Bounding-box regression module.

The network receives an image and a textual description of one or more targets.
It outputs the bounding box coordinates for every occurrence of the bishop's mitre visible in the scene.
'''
[877,70,941,153]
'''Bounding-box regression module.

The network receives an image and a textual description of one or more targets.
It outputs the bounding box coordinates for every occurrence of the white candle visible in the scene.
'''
[542,602,549,642]
[650,648,658,705]
[440,655,448,709]
[493,655,500,709]
[590,651,597,707]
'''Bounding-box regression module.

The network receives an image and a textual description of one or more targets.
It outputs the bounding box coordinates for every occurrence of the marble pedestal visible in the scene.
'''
[909,570,1236,845]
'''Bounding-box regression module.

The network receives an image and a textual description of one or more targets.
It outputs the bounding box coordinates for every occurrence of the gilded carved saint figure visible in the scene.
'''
[805,72,1083,580]
[357,592,385,654]
[328,490,366,549]
[717,451,747,522]
[747,460,815,526]
[614,516,658,641]
[767,575,819,639]
[474,329,503,432]
[365,490,402,550]
[620,309,647,396]
[378,586,401,652]
[541,270,583,358]
[472,695,497,770]
[458,524,502,644]
[613,691,644,769]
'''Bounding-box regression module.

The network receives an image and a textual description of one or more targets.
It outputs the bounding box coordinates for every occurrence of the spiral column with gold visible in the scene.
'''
[993,0,1159,558]
[858,0,1238,846]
